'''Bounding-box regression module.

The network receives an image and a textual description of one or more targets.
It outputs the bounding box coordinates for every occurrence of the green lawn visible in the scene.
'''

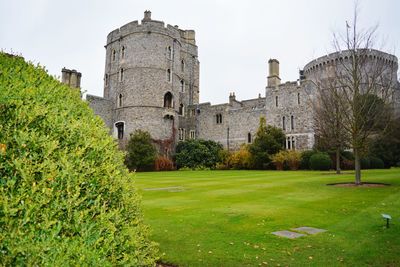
[135,169,400,266]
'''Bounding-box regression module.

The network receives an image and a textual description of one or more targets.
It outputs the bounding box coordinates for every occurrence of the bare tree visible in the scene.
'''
[313,77,349,174]
[312,5,398,184]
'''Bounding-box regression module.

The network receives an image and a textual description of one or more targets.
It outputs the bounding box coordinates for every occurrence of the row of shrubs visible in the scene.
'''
[271,150,385,171]
[125,130,387,171]
[134,147,386,172]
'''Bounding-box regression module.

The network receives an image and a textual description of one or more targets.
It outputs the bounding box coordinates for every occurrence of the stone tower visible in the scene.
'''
[91,11,199,154]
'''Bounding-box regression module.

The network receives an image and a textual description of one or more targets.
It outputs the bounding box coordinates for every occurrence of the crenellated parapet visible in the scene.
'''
[106,12,197,49]
[303,49,398,79]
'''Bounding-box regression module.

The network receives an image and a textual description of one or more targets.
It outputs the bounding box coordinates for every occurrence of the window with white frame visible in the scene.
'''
[190,130,195,139]
[178,128,185,141]
[115,122,124,140]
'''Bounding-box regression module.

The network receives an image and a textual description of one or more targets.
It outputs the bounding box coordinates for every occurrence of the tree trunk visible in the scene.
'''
[336,148,341,174]
[354,148,361,185]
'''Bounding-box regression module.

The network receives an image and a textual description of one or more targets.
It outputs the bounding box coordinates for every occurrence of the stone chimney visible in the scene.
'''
[143,10,152,22]
[229,92,236,104]
[61,68,81,89]
[267,59,281,87]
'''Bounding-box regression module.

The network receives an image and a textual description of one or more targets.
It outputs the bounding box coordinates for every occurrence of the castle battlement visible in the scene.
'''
[304,49,398,75]
[106,11,196,47]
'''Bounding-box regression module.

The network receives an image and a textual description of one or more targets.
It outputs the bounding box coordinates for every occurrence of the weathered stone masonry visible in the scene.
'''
[84,11,400,154]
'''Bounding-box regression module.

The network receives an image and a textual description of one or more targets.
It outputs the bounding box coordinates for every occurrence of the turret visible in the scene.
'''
[142,10,152,22]
[267,59,281,87]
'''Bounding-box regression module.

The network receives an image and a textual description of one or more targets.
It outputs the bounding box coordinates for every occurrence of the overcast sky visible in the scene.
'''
[1,0,399,104]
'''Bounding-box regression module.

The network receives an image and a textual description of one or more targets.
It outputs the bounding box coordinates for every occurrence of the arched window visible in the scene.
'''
[167,46,173,59]
[112,49,116,61]
[181,59,185,72]
[167,69,171,82]
[282,116,286,131]
[247,132,252,143]
[121,46,125,59]
[120,68,124,81]
[115,122,124,140]
[180,80,185,92]
[291,115,294,130]
[164,92,173,108]
[118,94,123,107]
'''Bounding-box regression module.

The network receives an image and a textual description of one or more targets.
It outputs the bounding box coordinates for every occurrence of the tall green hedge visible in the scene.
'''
[0,53,158,265]
[309,152,331,171]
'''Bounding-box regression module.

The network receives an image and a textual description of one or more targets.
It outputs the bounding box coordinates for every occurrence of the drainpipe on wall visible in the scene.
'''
[227,127,230,152]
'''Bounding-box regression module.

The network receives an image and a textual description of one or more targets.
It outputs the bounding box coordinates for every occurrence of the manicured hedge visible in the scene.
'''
[0,53,158,265]
[369,156,385,169]
[310,152,331,171]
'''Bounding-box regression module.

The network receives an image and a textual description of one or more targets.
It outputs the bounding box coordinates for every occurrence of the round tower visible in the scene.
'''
[103,11,199,153]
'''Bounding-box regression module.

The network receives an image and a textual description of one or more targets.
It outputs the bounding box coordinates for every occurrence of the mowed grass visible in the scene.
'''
[135,169,400,266]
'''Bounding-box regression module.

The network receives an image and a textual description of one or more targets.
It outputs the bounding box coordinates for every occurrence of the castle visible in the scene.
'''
[83,11,399,155]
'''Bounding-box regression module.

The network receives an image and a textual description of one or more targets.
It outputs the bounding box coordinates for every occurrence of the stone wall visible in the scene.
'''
[89,11,199,153]
[196,94,267,151]
[86,94,113,130]
[87,11,400,155]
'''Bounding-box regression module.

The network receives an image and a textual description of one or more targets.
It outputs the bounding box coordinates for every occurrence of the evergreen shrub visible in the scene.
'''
[309,152,331,171]
[0,53,158,266]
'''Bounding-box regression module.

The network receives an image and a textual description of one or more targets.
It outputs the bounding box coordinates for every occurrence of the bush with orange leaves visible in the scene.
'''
[154,155,175,171]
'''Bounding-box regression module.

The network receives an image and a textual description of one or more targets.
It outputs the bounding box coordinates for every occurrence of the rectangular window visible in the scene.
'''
[297,93,300,105]
[167,69,171,82]
[167,46,173,60]
[275,96,278,107]
[180,80,185,92]
[178,128,185,141]
[216,114,222,124]
[190,130,195,139]
[181,59,185,72]
[282,116,286,131]
[291,115,294,130]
